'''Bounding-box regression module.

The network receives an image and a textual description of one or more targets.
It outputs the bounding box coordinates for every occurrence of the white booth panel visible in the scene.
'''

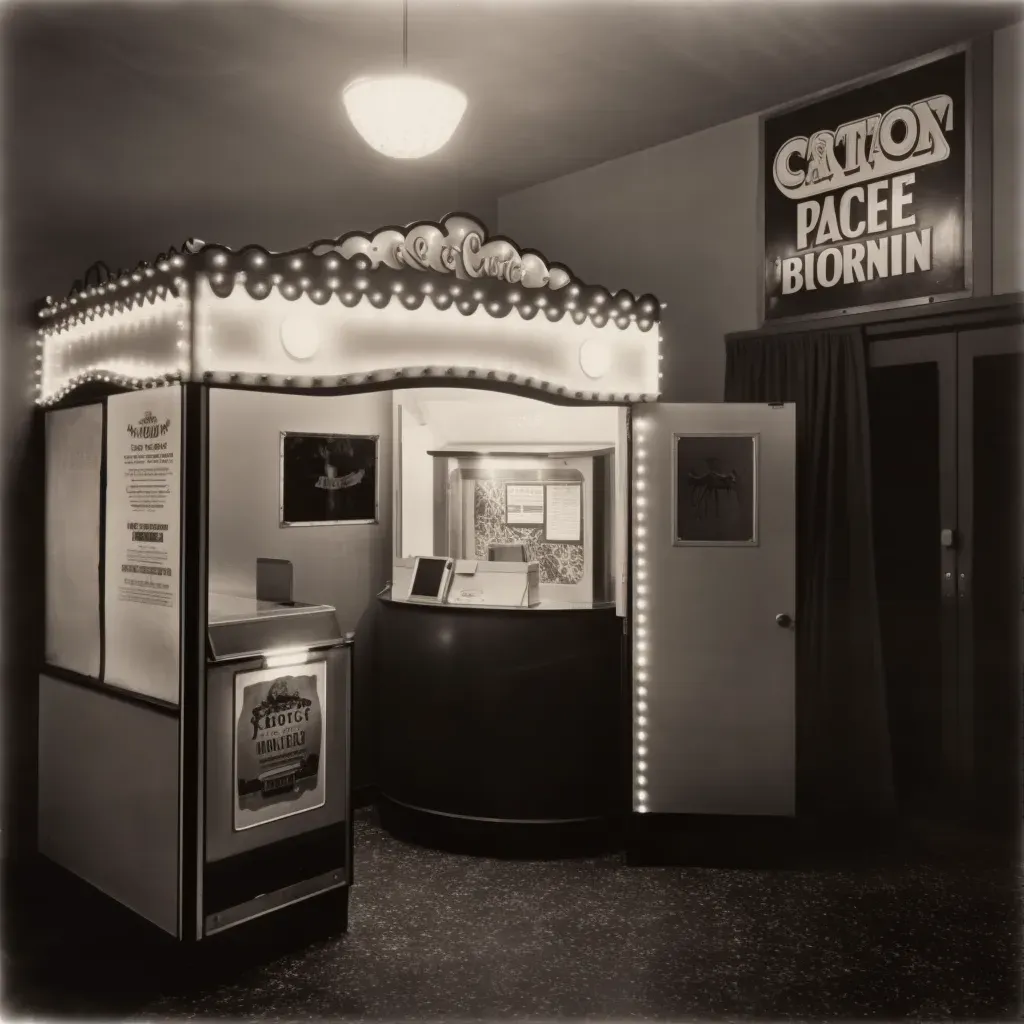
[45,404,103,678]
[38,675,180,936]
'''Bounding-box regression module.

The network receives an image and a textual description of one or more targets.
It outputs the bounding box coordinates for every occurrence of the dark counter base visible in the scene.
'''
[374,599,623,836]
[378,797,618,860]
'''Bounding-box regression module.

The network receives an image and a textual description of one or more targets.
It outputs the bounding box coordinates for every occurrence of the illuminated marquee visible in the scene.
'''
[35,214,663,406]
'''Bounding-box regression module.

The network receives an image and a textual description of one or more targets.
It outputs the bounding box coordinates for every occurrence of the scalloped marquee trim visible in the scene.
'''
[327,214,571,290]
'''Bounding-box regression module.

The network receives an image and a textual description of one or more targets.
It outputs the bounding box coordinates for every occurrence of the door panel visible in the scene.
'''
[867,335,957,816]
[631,404,796,817]
[958,326,1024,828]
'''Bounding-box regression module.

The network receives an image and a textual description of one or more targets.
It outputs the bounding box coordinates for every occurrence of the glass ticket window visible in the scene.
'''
[431,450,615,607]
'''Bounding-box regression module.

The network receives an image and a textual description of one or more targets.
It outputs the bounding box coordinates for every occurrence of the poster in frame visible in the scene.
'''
[672,433,759,547]
[279,431,379,527]
[233,659,327,831]
[505,482,545,526]
[759,43,972,325]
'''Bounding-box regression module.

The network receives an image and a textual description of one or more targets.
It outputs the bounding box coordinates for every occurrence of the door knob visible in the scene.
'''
[776,613,794,628]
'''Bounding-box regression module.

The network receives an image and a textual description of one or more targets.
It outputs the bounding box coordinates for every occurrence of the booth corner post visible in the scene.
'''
[179,381,209,942]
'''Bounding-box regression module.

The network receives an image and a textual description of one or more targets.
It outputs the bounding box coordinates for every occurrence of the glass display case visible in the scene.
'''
[431,448,616,607]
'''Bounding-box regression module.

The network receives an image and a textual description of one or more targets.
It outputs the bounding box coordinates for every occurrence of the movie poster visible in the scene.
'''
[280,432,378,526]
[104,387,182,703]
[673,434,758,546]
[764,49,967,320]
[233,660,327,831]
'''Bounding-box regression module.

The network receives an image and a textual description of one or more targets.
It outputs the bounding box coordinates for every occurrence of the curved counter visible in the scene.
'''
[373,594,623,857]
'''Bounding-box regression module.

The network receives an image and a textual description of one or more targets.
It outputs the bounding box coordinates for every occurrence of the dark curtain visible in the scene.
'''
[725,328,895,818]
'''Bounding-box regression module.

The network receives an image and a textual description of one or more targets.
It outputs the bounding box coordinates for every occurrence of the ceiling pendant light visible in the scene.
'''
[342,0,467,160]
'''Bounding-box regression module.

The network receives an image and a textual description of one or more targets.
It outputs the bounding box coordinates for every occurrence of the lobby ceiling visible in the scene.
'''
[4,0,1020,256]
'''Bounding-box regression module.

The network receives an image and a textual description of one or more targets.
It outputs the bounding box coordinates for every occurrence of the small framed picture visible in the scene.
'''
[672,433,759,546]
[280,432,379,527]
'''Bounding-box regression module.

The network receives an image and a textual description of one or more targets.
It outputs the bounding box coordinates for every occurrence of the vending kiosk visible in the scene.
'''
[35,211,797,928]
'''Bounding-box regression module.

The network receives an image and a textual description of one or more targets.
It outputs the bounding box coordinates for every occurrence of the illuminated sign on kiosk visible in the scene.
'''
[763,48,968,320]
[335,215,571,290]
[35,214,662,407]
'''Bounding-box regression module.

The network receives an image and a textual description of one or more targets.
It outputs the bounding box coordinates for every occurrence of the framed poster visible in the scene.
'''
[280,432,378,526]
[544,483,583,543]
[104,387,182,703]
[673,433,758,546]
[234,660,327,831]
[505,483,545,526]
[763,46,969,322]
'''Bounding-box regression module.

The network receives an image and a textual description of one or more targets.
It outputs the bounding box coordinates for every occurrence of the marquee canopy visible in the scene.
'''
[35,214,663,407]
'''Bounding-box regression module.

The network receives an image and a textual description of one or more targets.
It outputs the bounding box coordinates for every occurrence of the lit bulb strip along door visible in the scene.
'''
[632,414,651,814]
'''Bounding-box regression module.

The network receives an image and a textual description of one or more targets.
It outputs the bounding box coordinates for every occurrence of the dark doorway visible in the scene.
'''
[959,330,1024,832]
[868,326,1024,831]
[868,338,954,819]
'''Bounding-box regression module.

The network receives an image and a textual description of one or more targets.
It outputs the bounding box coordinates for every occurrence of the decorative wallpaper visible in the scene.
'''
[473,480,584,586]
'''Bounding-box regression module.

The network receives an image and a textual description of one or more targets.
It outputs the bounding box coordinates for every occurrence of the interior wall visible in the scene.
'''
[208,390,393,634]
[499,24,1023,403]
[498,114,760,404]
[398,408,438,558]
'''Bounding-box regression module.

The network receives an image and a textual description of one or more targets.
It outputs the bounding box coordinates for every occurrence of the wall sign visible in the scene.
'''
[104,387,182,703]
[764,49,968,320]
[673,433,758,546]
[234,661,326,831]
[544,484,583,543]
[505,483,545,526]
[280,432,379,526]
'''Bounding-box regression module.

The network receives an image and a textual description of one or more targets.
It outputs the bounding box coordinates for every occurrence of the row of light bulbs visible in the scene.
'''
[38,295,187,349]
[633,415,650,813]
[208,247,660,307]
[194,365,660,404]
[36,368,183,406]
[38,364,660,407]
[203,270,661,332]
[38,257,188,319]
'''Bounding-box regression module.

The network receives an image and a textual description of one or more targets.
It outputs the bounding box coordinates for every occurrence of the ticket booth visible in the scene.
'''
[35,213,797,937]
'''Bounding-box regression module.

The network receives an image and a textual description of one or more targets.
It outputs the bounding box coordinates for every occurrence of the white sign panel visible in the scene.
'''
[234,660,327,831]
[545,484,583,543]
[104,387,182,703]
[46,404,103,678]
[506,483,545,525]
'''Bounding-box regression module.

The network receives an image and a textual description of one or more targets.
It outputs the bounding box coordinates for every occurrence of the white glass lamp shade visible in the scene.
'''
[342,74,468,159]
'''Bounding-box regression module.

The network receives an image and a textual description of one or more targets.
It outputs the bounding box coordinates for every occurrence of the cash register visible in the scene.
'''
[392,551,540,609]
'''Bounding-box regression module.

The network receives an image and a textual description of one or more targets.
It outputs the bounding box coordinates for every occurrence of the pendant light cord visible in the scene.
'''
[402,0,408,67]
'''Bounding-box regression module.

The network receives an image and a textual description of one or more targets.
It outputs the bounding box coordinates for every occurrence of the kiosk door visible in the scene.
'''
[630,403,796,816]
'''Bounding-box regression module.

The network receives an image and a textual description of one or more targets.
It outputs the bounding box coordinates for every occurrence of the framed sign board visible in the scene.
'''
[505,483,545,526]
[762,46,970,322]
[673,433,759,546]
[280,432,379,526]
[234,661,327,831]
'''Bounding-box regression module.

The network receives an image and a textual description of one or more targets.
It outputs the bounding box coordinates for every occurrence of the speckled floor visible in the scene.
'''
[3,807,1021,1021]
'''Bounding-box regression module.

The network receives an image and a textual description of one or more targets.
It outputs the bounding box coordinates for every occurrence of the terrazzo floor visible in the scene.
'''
[3,807,1021,1021]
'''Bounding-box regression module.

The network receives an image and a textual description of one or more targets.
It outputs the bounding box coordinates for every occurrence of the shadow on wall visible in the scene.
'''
[1,292,46,866]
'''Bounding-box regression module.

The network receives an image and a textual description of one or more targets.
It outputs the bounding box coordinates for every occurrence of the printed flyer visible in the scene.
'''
[233,661,327,831]
[103,387,182,703]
